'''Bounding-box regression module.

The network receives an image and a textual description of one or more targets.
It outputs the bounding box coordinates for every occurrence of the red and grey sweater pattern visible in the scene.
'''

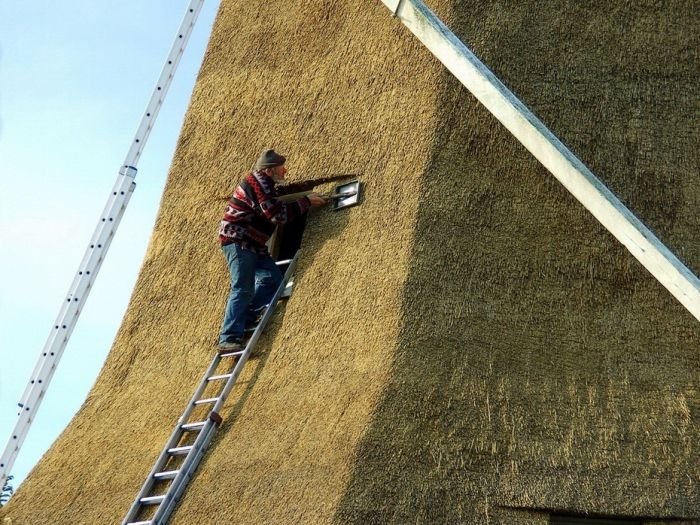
[219,170,311,254]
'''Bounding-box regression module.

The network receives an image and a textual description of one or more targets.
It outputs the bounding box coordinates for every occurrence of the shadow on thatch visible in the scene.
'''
[4,1,697,523]
[333,2,699,523]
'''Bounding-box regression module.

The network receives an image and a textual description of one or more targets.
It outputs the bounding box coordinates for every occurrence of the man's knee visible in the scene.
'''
[258,270,282,287]
[231,284,254,302]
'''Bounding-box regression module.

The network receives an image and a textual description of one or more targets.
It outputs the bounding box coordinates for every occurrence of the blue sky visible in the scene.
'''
[0,1,219,488]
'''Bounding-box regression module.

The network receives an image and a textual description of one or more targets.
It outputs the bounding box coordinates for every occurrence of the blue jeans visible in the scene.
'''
[218,243,283,344]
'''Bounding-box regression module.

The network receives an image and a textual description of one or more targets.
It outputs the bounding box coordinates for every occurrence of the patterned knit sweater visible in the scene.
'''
[219,169,311,254]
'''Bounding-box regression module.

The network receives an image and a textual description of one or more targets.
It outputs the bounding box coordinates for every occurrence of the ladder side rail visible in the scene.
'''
[122,352,225,524]
[2,0,211,489]
[123,0,206,168]
[150,257,300,524]
[210,252,300,416]
[16,171,135,410]
[151,421,218,525]
[382,0,700,320]
[128,397,220,524]
[124,252,300,525]
[121,428,182,524]
[0,175,136,484]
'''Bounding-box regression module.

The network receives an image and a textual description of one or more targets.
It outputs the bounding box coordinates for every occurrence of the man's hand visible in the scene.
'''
[307,192,329,208]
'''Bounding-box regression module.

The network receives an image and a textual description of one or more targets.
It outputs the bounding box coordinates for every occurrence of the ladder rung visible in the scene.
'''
[140,495,166,505]
[153,469,180,480]
[181,421,206,431]
[127,521,153,525]
[218,350,245,358]
[207,373,233,382]
[194,397,220,406]
[167,446,193,456]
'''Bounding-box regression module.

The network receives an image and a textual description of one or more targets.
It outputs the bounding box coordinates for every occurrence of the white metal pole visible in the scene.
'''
[0,0,208,488]
[380,0,700,321]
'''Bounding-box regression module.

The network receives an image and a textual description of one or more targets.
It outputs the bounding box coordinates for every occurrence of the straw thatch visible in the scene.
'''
[2,1,697,524]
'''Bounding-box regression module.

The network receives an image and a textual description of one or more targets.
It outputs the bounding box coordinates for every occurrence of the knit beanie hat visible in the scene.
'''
[255,149,286,169]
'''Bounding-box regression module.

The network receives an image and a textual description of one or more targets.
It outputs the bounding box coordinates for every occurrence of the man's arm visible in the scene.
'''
[250,172,311,225]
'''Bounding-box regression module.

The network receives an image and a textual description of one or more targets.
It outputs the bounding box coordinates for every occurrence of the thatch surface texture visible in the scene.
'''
[334,1,699,523]
[2,0,698,524]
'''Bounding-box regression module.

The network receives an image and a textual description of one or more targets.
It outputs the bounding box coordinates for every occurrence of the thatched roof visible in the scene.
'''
[2,1,697,524]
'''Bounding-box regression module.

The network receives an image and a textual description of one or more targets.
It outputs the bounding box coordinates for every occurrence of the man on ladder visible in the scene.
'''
[217,149,328,352]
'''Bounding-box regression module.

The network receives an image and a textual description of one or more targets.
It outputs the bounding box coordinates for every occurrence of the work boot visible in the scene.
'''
[217,339,243,354]
[244,306,268,334]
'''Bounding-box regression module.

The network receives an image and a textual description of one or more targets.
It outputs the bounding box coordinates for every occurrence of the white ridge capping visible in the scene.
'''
[381,0,700,321]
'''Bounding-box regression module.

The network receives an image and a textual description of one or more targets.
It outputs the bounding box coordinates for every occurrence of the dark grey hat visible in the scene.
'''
[255,149,286,169]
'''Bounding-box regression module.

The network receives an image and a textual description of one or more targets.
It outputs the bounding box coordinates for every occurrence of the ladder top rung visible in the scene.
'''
[207,373,233,382]
[140,495,166,505]
[181,421,206,431]
[194,397,220,406]
[167,445,193,456]
[153,469,180,480]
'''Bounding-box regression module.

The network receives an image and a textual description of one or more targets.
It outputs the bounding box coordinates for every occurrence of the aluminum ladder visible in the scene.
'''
[122,253,299,525]
[0,0,209,488]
